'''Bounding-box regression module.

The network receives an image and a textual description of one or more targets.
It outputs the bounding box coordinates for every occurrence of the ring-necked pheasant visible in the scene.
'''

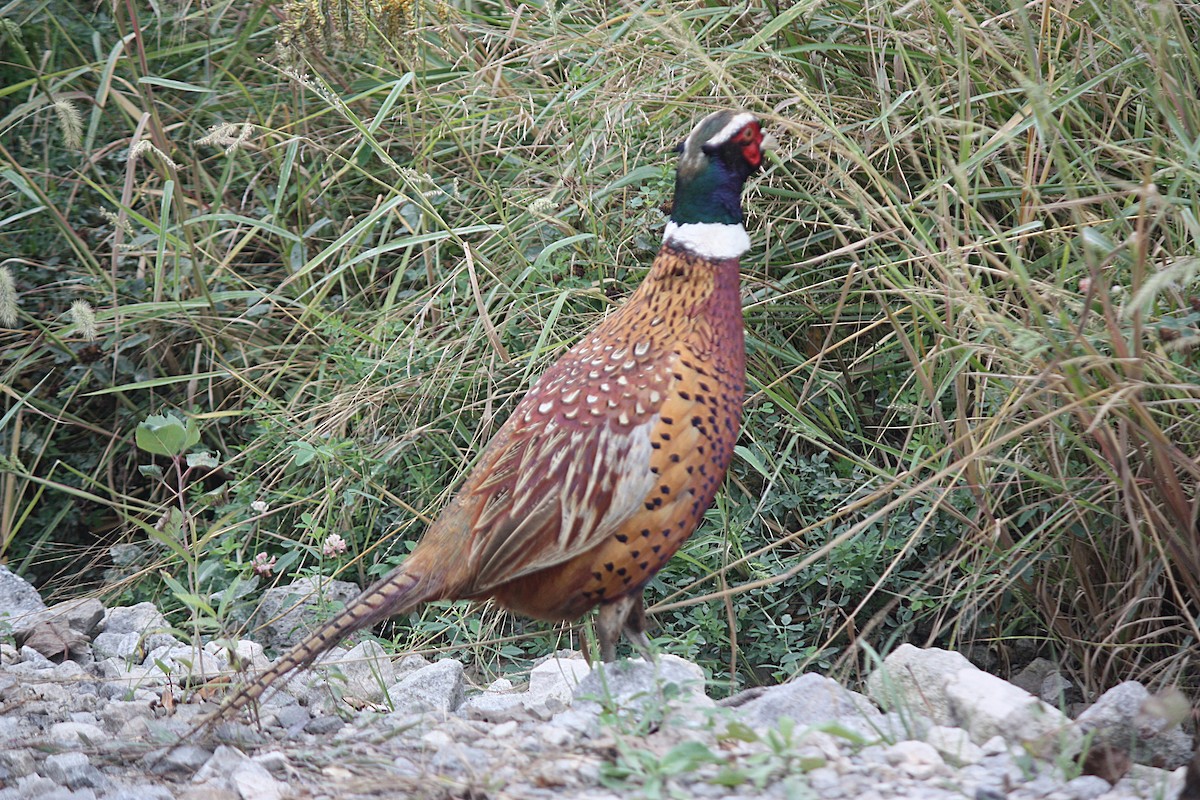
[211,109,765,720]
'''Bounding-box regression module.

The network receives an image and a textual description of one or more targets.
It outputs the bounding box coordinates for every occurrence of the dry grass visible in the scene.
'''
[2,0,1198,695]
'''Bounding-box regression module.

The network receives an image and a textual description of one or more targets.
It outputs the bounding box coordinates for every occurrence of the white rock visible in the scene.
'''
[53,660,86,679]
[230,759,285,800]
[345,640,397,702]
[865,644,976,726]
[109,785,176,800]
[870,710,933,741]
[48,721,105,746]
[0,565,47,627]
[204,640,270,673]
[526,655,593,714]
[14,597,106,638]
[143,644,225,682]
[487,720,520,739]
[538,724,574,747]
[430,741,490,774]
[251,752,290,777]
[794,730,843,761]
[14,775,59,798]
[279,639,396,711]
[459,689,525,721]
[886,740,945,780]
[1061,774,1112,800]
[18,645,53,667]
[0,747,34,777]
[421,729,454,749]
[93,631,143,661]
[925,724,984,766]
[806,766,842,792]
[276,646,347,710]
[103,602,170,635]
[1075,681,1194,769]
[385,658,464,715]
[394,653,431,677]
[457,671,528,723]
[96,602,180,658]
[250,576,360,651]
[734,672,882,734]
[576,655,709,709]
[192,744,250,785]
[118,716,152,739]
[43,751,104,789]
[1039,672,1076,704]
[563,655,711,735]
[944,669,1078,757]
[0,717,24,744]
[980,735,1008,755]
[150,743,212,777]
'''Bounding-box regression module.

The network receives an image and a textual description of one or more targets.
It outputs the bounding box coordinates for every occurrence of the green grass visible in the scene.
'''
[2,0,1198,696]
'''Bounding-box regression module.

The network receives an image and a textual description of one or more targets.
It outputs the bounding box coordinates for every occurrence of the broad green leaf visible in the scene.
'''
[292,440,318,466]
[136,412,200,456]
[185,451,220,469]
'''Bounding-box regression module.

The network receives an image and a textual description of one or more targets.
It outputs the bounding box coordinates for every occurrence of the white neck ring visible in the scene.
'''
[663,221,750,260]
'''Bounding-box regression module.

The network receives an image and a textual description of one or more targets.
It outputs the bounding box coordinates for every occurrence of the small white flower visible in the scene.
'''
[251,552,277,577]
[250,500,269,514]
[322,533,348,557]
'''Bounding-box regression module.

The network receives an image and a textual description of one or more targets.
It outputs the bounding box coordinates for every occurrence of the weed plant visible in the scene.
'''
[1,0,1198,696]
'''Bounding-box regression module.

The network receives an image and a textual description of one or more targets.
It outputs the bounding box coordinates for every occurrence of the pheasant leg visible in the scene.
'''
[597,591,655,662]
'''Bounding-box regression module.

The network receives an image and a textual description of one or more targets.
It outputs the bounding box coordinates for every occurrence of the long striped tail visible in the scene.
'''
[209,567,430,722]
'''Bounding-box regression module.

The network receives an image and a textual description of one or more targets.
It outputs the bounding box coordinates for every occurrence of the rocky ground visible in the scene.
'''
[0,565,1195,800]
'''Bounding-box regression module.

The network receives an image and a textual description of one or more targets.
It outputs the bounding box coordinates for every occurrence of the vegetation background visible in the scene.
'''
[2,0,1198,700]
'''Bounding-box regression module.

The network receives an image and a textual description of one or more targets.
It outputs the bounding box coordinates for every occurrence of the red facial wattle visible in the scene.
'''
[736,122,764,169]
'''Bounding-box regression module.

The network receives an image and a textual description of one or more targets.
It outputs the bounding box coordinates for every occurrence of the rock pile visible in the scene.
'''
[0,567,1192,800]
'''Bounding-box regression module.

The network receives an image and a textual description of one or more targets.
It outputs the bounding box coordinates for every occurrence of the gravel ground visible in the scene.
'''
[0,566,1194,800]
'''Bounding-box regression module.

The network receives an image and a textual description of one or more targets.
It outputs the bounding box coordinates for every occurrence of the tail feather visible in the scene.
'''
[214,567,429,720]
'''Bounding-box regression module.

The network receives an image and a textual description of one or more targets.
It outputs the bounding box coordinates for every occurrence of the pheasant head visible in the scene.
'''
[665,110,765,261]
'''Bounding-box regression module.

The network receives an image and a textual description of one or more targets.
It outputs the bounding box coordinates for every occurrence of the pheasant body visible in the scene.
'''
[481,242,746,624]
[211,109,765,719]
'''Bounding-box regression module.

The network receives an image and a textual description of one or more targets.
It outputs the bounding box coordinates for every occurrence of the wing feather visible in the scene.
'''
[460,352,674,593]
